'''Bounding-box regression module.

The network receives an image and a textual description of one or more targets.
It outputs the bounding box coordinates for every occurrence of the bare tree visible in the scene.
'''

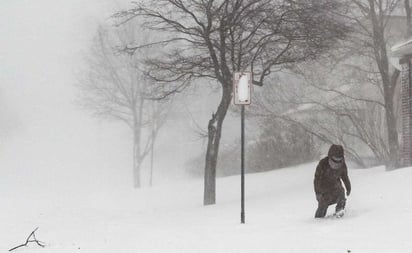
[254,0,412,169]
[114,0,350,205]
[252,64,390,167]
[342,0,412,169]
[77,24,168,188]
[321,0,412,169]
[148,99,170,186]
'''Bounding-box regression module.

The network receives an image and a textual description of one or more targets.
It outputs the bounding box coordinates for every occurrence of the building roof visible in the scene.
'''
[390,37,412,70]
[391,37,412,57]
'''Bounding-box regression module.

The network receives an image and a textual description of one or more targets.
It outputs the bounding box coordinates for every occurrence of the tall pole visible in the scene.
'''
[241,105,245,224]
[234,71,250,224]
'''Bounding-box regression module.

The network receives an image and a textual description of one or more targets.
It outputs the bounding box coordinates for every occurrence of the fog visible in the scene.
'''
[1,0,398,193]
[0,0,220,192]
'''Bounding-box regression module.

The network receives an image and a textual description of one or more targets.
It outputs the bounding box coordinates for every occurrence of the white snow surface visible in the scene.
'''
[1,163,412,253]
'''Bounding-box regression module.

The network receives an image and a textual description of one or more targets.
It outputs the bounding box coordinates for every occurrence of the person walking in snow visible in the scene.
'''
[314,144,351,218]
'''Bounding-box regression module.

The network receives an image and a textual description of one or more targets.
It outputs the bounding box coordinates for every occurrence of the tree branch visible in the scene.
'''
[9,227,45,252]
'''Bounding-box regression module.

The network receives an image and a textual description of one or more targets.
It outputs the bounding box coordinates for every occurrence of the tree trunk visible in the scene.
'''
[132,98,145,188]
[369,4,401,169]
[149,101,156,187]
[385,103,399,170]
[149,140,155,187]
[204,85,232,205]
[133,127,141,188]
[405,0,412,37]
[384,70,400,170]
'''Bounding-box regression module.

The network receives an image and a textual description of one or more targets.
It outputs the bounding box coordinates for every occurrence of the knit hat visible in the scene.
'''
[328,144,344,160]
[328,144,344,169]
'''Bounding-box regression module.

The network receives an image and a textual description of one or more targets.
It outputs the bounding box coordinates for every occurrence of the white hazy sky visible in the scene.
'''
[0,0,210,191]
[0,0,132,189]
[0,0,114,126]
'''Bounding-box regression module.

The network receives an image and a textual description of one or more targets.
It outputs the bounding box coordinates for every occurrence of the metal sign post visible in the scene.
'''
[240,104,245,224]
[233,72,252,224]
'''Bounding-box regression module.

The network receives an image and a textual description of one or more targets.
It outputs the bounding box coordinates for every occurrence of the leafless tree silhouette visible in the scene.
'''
[114,0,350,204]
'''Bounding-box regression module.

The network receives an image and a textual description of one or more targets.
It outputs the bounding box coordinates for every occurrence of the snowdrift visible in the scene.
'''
[1,163,412,253]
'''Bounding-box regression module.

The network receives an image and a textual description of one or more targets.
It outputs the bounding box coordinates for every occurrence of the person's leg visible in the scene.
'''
[335,189,346,213]
[315,202,328,218]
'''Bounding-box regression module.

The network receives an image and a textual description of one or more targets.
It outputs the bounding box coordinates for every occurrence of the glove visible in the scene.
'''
[346,189,351,196]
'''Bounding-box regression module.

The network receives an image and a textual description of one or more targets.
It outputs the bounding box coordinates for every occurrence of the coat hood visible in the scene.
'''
[328,144,344,159]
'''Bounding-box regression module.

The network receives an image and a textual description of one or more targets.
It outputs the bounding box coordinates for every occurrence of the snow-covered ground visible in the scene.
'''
[1,1,412,252]
[1,163,412,253]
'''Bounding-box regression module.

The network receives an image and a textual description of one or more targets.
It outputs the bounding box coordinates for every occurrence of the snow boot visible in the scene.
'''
[334,209,345,218]
[335,196,346,218]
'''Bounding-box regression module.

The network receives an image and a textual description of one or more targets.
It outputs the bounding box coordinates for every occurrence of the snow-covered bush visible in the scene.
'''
[186,120,319,177]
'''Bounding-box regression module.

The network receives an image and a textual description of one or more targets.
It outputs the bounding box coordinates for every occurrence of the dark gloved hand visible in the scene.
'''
[346,189,351,196]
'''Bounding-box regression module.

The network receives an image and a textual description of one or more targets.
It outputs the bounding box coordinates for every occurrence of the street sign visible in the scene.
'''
[233,72,252,105]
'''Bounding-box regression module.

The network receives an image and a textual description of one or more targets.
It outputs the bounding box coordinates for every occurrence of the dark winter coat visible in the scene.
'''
[314,145,351,204]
